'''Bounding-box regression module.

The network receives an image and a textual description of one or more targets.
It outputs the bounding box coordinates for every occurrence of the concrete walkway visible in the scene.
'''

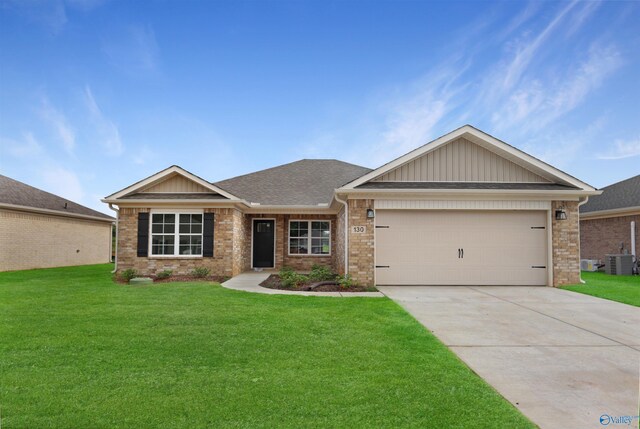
[377,285,640,429]
[222,271,384,297]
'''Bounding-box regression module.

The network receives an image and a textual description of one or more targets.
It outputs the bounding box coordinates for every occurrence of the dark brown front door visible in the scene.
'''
[253,219,275,268]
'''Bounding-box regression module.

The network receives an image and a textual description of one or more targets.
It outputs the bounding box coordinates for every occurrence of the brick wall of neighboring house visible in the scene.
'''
[0,208,112,271]
[117,207,246,278]
[347,199,375,286]
[245,214,338,272]
[580,214,640,263]
[551,201,581,286]
[335,205,346,275]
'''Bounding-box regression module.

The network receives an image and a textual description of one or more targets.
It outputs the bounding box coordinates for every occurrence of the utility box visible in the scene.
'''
[580,259,599,272]
[605,254,633,275]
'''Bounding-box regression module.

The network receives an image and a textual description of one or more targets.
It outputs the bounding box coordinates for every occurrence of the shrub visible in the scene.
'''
[309,264,336,282]
[337,274,355,289]
[120,268,138,282]
[279,266,308,288]
[156,269,173,279]
[192,267,211,278]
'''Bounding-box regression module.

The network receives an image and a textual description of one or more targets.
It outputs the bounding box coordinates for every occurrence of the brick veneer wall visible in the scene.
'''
[245,214,337,272]
[335,205,346,275]
[0,208,112,271]
[551,201,581,286]
[347,199,375,286]
[580,214,639,263]
[116,207,246,278]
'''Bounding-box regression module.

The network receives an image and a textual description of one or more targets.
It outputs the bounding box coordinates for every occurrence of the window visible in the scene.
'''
[289,220,330,255]
[151,212,203,256]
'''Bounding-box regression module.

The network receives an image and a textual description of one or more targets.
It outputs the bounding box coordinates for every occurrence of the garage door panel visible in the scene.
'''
[375,210,547,286]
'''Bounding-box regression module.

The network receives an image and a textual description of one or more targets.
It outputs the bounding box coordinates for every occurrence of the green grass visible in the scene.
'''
[562,271,640,307]
[0,265,533,428]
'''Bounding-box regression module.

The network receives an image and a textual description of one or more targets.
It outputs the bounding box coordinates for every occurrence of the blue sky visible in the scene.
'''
[1,0,638,214]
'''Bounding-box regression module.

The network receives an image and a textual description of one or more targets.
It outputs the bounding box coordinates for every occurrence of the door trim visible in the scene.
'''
[251,218,276,269]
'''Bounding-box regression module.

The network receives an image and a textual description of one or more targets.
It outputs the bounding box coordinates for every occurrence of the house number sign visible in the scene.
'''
[351,226,366,233]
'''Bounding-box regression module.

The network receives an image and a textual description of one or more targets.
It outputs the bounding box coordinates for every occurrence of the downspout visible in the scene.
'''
[108,203,119,274]
[577,196,590,284]
[631,221,637,274]
[334,193,349,275]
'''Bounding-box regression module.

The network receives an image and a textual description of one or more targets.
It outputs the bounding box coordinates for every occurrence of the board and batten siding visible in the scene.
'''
[141,174,212,193]
[373,138,550,183]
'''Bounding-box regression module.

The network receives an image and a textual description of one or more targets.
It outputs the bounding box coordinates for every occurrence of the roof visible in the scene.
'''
[215,159,372,205]
[580,175,640,214]
[0,174,114,221]
[356,182,579,190]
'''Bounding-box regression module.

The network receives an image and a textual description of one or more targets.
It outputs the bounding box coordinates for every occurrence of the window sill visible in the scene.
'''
[148,255,204,259]
[287,254,331,257]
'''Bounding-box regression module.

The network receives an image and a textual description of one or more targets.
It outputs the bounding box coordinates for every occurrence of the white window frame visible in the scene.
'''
[149,210,205,258]
[287,219,331,256]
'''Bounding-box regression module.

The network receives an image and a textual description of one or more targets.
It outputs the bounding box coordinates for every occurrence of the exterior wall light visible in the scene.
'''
[555,208,567,220]
[366,209,375,218]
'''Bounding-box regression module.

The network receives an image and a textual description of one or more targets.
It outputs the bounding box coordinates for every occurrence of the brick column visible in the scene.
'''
[551,200,580,286]
[347,199,375,286]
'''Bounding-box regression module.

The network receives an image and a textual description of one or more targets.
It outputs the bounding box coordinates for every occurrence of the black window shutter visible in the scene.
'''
[203,213,214,257]
[137,212,149,257]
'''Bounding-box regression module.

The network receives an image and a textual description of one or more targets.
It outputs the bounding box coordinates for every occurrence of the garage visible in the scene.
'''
[375,210,548,286]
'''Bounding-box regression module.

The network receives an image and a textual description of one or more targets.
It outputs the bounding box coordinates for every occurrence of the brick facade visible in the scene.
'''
[117,207,246,278]
[335,205,346,275]
[0,208,112,271]
[580,214,639,263]
[347,199,375,286]
[551,201,581,286]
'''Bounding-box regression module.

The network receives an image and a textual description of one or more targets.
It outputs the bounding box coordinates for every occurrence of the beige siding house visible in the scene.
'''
[104,125,599,286]
[0,175,114,272]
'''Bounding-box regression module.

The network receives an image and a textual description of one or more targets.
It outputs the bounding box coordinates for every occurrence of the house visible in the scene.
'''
[580,175,639,265]
[0,175,115,272]
[103,125,599,286]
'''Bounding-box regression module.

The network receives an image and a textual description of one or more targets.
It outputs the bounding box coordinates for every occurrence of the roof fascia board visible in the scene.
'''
[580,206,640,220]
[336,188,600,200]
[339,125,597,191]
[105,166,241,201]
[0,203,114,223]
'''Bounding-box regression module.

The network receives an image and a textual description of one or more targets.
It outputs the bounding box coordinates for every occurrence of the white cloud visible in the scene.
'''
[597,138,640,160]
[84,85,124,156]
[102,24,160,77]
[1,132,43,158]
[41,166,85,203]
[39,97,76,153]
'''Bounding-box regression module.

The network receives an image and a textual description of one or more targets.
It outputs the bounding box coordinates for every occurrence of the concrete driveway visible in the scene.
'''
[377,286,640,429]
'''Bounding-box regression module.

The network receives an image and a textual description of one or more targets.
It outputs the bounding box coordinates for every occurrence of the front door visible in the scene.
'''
[253,219,275,268]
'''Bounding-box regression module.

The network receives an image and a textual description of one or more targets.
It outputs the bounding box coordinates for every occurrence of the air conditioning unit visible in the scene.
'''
[605,254,633,275]
[580,259,599,272]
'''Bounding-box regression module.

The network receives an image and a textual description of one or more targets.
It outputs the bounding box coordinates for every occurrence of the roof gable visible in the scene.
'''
[104,165,239,201]
[372,137,550,183]
[341,125,597,191]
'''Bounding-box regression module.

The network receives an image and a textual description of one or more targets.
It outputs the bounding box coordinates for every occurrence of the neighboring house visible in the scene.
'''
[580,175,639,264]
[103,125,599,287]
[0,175,115,272]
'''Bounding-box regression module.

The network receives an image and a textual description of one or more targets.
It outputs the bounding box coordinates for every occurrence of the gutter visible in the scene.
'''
[108,203,119,274]
[0,202,114,223]
[577,196,590,284]
[334,193,349,275]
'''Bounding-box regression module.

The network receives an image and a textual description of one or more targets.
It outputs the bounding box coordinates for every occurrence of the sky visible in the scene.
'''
[0,0,639,215]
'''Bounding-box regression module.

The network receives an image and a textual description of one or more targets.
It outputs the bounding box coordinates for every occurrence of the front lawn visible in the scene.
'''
[0,265,533,428]
[562,271,640,307]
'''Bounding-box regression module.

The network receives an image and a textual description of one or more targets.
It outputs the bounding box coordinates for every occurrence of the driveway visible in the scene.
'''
[377,286,640,429]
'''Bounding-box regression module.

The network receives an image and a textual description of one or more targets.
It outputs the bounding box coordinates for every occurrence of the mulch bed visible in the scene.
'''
[115,275,227,284]
[260,274,377,293]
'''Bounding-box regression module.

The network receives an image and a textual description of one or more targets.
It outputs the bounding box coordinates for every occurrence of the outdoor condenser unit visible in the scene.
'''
[605,254,633,275]
[580,259,599,272]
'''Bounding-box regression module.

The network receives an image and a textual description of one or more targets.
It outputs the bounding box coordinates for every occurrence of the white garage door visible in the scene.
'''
[375,210,548,285]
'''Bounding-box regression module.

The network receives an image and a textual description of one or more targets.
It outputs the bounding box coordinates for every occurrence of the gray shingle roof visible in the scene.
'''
[215,159,372,205]
[580,175,640,213]
[356,182,579,190]
[0,174,114,220]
